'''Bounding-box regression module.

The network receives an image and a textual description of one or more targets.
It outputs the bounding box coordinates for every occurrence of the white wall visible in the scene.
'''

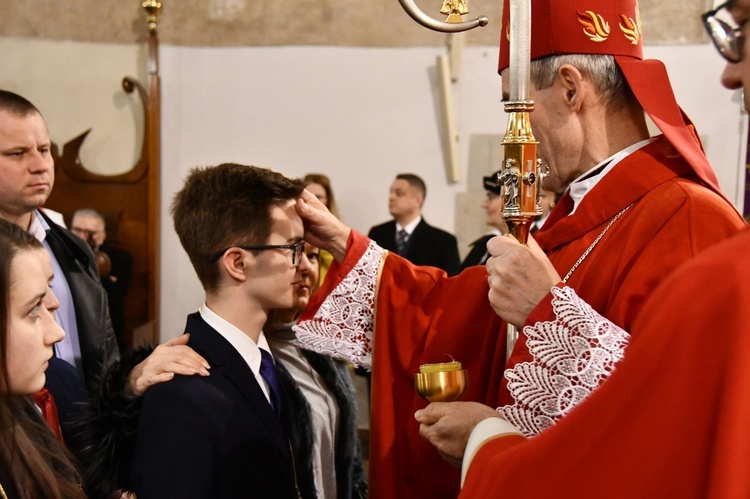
[0,39,147,175]
[0,39,745,340]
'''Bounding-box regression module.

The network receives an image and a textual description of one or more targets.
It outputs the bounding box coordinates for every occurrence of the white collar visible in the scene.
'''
[28,210,49,243]
[199,303,271,374]
[567,138,655,214]
[396,215,422,235]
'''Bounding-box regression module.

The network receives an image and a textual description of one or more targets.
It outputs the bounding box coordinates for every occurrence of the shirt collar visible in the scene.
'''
[567,138,656,214]
[396,215,422,235]
[199,303,271,374]
[29,210,50,243]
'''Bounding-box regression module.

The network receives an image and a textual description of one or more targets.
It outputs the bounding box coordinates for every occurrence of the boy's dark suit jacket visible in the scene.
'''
[368,218,460,276]
[130,313,305,499]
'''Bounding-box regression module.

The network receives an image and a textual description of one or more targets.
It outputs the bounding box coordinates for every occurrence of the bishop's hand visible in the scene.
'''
[295,188,351,263]
[415,402,502,468]
[485,234,561,328]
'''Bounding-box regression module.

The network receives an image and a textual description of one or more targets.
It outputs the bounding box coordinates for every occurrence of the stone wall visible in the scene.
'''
[0,0,712,47]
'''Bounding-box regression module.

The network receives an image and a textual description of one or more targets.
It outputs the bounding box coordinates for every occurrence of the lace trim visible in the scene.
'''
[497,286,630,437]
[293,241,385,370]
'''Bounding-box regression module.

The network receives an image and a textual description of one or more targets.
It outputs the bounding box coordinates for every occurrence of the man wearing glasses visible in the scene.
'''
[128,163,315,498]
[292,0,747,497]
[389,1,750,496]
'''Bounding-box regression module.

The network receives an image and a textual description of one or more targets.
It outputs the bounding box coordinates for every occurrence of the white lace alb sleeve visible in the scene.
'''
[293,241,385,370]
[497,286,630,437]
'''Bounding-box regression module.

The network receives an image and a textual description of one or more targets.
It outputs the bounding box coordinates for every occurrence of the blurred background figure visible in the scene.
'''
[460,171,509,271]
[71,208,133,352]
[265,242,368,499]
[368,173,460,276]
[531,189,558,234]
[304,173,340,286]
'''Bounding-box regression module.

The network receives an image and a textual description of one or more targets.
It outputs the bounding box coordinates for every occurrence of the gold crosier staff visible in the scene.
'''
[395,0,542,361]
[501,0,543,359]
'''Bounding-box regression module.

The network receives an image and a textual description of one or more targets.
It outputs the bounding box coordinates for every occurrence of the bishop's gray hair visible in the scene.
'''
[530,54,636,112]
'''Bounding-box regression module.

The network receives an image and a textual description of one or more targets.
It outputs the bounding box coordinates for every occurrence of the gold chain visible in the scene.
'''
[562,204,633,283]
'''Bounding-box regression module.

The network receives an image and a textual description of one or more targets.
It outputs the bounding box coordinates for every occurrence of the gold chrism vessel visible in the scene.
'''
[414,360,469,402]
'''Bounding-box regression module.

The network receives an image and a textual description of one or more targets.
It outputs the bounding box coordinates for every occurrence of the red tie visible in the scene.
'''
[33,387,64,443]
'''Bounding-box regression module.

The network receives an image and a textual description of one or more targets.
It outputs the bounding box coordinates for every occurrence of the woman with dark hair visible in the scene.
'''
[0,218,85,499]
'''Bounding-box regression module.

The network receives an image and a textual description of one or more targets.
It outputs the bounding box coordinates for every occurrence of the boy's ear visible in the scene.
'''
[221,248,249,282]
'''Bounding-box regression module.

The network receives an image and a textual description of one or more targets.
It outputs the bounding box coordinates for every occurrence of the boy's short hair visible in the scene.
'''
[171,163,306,292]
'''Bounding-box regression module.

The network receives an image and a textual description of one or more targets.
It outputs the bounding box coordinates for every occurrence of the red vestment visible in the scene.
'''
[296,137,744,498]
[461,226,750,498]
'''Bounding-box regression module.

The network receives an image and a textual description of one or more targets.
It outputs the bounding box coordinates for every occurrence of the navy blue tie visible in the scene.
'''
[259,349,283,419]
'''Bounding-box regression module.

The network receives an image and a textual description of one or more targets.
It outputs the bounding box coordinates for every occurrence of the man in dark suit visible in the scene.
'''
[368,173,460,276]
[71,208,133,352]
[460,171,509,271]
[129,164,315,498]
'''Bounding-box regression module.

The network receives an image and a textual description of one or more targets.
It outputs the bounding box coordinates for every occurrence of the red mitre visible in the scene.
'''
[498,0,722,194]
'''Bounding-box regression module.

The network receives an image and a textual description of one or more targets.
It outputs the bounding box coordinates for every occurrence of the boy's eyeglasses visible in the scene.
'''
[209,241,305,266]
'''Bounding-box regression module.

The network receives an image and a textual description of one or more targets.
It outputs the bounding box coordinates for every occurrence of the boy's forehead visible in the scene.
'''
[269,200,304,237]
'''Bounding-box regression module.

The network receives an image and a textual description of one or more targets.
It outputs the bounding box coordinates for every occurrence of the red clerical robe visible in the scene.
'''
[461,226,750,498]
[296,136,745,499]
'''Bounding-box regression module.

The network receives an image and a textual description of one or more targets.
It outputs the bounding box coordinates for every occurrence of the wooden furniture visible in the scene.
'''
[45,1,163,350]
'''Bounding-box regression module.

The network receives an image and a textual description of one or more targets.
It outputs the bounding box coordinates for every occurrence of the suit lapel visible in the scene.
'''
[384,221,398,250]
[184,314,291,457]
[404,218,428,258]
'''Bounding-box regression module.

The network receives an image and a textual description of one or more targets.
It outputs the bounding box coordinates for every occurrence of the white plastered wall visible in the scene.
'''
[0,39,745,339]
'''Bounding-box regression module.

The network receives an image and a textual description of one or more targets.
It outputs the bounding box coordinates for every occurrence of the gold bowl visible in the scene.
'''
[414,369,469,402]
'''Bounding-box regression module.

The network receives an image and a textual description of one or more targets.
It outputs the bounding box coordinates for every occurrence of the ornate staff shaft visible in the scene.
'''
[501,0,542,245]
[501,0,541,359]
[391,0,540,360]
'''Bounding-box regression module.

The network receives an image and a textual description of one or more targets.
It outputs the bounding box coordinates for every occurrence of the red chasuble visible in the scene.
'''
[297,136,744,499]
[462,226,750,498]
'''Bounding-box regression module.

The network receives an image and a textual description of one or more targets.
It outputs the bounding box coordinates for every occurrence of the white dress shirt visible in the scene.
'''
[30,211,82,372]
[199,303,275,406]
[396,215,422,240]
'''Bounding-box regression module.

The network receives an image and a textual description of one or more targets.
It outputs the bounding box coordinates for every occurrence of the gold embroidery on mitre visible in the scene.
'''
[618,14,640,45]
[636,4,642,39]
[577,10,610,42]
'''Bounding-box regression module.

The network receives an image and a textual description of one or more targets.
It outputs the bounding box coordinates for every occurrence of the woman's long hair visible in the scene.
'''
[0,219,84,499]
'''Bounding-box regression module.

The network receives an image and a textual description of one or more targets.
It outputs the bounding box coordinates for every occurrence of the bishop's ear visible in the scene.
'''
[557,64,586,111]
